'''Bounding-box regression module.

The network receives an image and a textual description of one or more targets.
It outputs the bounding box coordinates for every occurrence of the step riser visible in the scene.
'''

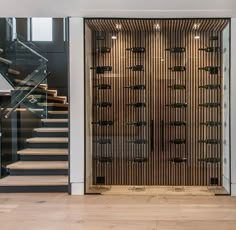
[34,98,66,104]
[44,106,68,111]
[42,123,68,128]
[0,186,68,193]
[47,114,68,119]
[10,169,68,176]
[20,155,68,161]
[27,143,68,148]
[33,132,68,138]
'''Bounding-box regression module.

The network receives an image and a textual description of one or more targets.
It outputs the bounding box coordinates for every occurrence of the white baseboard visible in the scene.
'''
[223,176,230,193]
[231,184,236,196]
[70,182,84,195]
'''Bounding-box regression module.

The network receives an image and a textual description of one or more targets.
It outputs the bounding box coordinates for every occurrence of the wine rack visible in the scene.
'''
[86,19,229,188]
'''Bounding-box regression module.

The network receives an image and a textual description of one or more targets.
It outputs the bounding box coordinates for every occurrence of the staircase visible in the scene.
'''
[0,85,69,192]
[0,18,69,192]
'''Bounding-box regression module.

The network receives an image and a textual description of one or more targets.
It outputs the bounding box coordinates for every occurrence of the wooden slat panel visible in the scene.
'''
[86,18,229,187]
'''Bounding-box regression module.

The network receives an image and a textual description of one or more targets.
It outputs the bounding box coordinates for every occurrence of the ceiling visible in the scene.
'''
[86,19,229,32]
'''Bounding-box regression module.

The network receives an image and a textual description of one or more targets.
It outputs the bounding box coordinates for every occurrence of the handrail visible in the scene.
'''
[16,39,48,62]
[17,63,47,87]
[4,72,51,119]
[4,63,48,103]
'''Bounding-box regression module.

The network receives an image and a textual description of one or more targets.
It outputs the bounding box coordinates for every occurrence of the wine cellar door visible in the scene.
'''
[85,19,230,193]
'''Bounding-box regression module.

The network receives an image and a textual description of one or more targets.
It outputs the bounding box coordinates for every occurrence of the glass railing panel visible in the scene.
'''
[2,66,49,119]
[0,17,49,179]
[0,18,48,89]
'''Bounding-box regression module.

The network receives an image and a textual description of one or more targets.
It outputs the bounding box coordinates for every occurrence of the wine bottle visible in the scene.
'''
[167,121,186,126]
[209,36,218,41]
[200,121,222,126]
[198,66,219,74]
[170,139,186,144]
[95,139,112,144]
[126,47,145,53]
[96,35,105,40]
[165,47,186,53]
[168,84,186,90]
[90,66,112,74]
[199,102,220,108]
[198,47,221,52]
[126,102,146,108]
[166,102,188,108]
[92,120,113,126]
[170,157,187,163]
[168,66,186,72]
[131,157,148,163]
[198,157,220,163]
[95,47,111,53]
[94,84,111,90]
[124,85,146,90]
[126,65,144,71]
[94,102,112,107]
[96,157,113,163]
[198,139,221,144]
[199,84,220,90]
[128,139,147,144]
[127,121,147,127]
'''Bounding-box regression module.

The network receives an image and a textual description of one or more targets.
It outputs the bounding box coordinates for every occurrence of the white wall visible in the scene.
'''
[231,18,236,196]
[69,18,84,195]
[7,0,233,195]
[222,24,230,193]
[0,0,235,17]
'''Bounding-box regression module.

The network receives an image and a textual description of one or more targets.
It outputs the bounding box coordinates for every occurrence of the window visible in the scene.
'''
[12,18,17,40]
[30,18,53,41]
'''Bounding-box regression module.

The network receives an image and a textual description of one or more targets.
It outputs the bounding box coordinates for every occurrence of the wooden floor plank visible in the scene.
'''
[0,194,235,230]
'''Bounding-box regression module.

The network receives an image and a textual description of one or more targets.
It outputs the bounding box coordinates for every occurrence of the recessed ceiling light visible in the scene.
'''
[194,35,200,39]
[154,24,160,30]
[115,24,122,30]
[111,35,117,40]
[193,23,201,30]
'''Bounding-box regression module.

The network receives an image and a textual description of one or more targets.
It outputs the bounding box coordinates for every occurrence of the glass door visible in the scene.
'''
[85,19,230,194]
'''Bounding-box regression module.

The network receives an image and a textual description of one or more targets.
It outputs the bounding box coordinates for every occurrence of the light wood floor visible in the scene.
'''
[0,193,236,230]
[88,185,228,196]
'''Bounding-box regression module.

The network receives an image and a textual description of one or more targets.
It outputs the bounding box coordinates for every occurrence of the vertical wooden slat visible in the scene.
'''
[86,18,229,189]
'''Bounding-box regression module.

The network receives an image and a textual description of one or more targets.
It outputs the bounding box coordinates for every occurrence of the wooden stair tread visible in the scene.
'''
[0,57,12,65]
[0,176,68,186]
[33,95,66,103]
[34,128,68,132]
[48,111,68,115]
[41,119,68,123]
[8,68,20,75]
[7,161,68,170]
[47,89,57,94]
[38,103,68,107]
[14,79,48,89]
[26,137,68,143]
[17,148,68,155]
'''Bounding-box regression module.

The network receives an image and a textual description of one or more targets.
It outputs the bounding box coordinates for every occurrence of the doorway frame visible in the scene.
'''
[83,17,232,195]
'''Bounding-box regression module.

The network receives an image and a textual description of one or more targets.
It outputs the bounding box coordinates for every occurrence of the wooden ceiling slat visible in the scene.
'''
[86,19,229,32]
